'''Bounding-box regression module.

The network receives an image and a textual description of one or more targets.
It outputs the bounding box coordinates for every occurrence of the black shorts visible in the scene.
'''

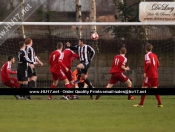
[78,82,84,88]
[28,66,37,77]
[81,62,90,74]
[17,68,28,81]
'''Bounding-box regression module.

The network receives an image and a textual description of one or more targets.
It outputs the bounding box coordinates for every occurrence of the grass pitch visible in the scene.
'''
[0,95,175,132]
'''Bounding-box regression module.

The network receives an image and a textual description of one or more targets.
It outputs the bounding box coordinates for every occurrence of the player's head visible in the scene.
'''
[19,41,25,49]
[64,43,69,49]
[120,47,127,54]
[56,42,63,50]
[25,38,33,46]
[78,38,85,46]
[8,56,15,64]
[145,43,153,52]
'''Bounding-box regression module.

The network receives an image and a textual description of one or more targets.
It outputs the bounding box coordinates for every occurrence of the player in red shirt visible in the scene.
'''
[134,43,163,107]
[1,56,21,99]
[59,46,79,99]
[1,56,20,89]
[62,45,79,86]
[49,42,72,100]
[96,47,135,100]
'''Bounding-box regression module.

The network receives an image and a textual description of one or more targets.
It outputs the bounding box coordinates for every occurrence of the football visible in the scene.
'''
[91,33,99,40]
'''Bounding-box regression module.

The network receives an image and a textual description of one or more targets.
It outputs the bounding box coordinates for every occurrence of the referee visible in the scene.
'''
[66,38,95,99]
[17,41,34,99]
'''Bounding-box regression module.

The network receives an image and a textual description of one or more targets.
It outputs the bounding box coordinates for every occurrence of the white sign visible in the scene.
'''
[139,2,175,22]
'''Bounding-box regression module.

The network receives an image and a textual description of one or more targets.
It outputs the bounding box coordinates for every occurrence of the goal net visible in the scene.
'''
[0,23,175,88]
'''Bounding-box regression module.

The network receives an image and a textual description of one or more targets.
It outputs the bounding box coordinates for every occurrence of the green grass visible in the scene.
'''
[0,95,175,132]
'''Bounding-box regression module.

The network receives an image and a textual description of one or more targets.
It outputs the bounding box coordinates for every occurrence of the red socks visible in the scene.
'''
[139,95,162,105]
[69,83,73,88]
[49,84,56,99]
[65,83,71,88]
[51,84,56,88]
[155,95,162,105]
[139,95,146,105]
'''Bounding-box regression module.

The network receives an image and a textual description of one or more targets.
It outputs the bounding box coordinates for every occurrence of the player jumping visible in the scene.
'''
[66,38,95,99]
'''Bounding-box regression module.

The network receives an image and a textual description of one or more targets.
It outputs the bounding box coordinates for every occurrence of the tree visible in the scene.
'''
[89,0,97,34]
[8,0,26,39]
[105,0,147,42]
[113,0,123,22]
[9,0,15,10]
[89,0,100,53]
[76,0,82,39]
[0,1,10,21]
[19,0,26,39]
[35,0,61,36]
[141,0,148,41]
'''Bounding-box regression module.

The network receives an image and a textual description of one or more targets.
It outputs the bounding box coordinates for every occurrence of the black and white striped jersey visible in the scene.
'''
[25,45,36,63]
[17,49,34,70]
[70,44,95,65]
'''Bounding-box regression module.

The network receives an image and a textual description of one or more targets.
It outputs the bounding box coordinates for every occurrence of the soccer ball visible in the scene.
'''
[91,33,99,40]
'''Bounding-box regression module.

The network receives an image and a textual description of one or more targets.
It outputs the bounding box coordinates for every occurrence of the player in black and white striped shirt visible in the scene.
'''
[17,41,34,88]
[25,38,43,89]
[66,38,95,99]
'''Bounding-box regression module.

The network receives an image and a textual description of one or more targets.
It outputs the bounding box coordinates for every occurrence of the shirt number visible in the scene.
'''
[115,58,119,65]
[18,53,21,62]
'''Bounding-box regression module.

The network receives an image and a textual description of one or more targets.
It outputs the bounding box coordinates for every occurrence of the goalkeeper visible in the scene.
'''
[72,69,88,88]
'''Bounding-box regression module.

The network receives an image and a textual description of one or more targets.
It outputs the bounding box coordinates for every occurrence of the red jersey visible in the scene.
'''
[144,52,159,78]
[110,54,127,74]
[62,49,79,69]
[1,62,17,83]
[49,50,66,73]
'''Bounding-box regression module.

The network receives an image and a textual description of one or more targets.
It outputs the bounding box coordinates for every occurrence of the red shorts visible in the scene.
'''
[61,68,73,81]
[142,77,158,87]
[51,69,67,81]
[109,73,128,84]
[3,78,20,88]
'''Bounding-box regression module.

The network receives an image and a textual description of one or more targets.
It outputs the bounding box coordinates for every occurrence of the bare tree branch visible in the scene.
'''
[19,0,26,39]
[9,0,15,10]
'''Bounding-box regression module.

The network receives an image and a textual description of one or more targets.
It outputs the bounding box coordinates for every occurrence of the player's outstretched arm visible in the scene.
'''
[7,69,17,74]
[72,52,79,59]
[66,42,78,50]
